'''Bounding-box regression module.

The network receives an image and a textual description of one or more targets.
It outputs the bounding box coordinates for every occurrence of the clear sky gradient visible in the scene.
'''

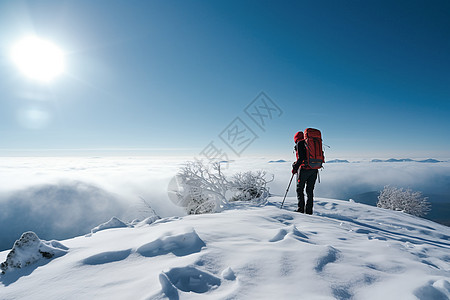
[0,0,449,159]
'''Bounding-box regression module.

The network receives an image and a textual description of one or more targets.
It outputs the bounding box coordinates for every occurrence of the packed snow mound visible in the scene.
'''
[0,232,68,274]
[136,214,161,227]
[221,266,236,281]
[89,213,162,235]
[88,217,130,235]
[136,229,205,257]
[1,198,449,300]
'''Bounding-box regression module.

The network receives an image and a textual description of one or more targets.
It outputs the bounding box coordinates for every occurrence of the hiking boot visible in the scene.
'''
[296,208,304,213]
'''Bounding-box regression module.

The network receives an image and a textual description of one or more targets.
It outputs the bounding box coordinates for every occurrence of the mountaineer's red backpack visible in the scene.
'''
[296,128,325,169]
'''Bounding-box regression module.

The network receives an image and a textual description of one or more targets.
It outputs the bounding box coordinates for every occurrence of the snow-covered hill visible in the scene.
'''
[1,197,449,300]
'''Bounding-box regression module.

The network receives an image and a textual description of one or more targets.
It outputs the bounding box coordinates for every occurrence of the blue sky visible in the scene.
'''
[0,0,449,159]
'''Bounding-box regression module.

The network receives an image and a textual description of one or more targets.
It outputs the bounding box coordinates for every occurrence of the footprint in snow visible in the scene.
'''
[159,266,221,299]
[315,245,340,273]
[271,214,294,225]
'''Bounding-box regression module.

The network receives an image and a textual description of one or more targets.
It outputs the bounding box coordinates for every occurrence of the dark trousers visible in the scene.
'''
[296,168,318,214]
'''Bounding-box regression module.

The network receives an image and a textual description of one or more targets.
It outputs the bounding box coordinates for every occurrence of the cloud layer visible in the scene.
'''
[0,181,123,251]
[264,160,450,200]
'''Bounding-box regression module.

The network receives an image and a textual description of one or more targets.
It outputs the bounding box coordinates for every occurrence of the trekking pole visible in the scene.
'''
[280,173,295,209]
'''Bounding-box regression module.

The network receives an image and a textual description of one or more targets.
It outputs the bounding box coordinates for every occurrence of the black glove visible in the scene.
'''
[292,161,300,174]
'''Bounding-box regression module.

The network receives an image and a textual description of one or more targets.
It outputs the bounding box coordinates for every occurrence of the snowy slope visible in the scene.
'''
[1,197,449,300]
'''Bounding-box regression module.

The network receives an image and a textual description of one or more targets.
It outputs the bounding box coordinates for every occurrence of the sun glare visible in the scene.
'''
[11,36,65,82]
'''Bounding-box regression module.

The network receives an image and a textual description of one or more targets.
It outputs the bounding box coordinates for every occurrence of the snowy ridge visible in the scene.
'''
[1,197,450,300]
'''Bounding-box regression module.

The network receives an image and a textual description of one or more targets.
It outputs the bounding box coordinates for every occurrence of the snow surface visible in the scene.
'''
[1,197,449,300]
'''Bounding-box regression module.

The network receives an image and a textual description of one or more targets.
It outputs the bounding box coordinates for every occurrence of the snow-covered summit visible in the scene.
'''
[1,197,449,299]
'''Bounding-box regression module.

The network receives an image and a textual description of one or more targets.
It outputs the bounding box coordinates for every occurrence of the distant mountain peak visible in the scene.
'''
[371,158,441,163]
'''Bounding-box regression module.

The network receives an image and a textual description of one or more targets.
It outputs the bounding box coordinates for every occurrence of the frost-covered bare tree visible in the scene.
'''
[377,185,431,217]
[169,160,272,214]
[169,161,228,214]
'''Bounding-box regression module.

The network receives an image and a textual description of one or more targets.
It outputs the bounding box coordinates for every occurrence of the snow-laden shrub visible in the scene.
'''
[169,161,272,214]
[228,170,272,203]
[184,184,219,215]
[377,185,431,217]
[172,161,227,214]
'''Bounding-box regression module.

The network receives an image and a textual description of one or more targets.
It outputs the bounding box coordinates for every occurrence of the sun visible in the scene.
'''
[11,36,65,82]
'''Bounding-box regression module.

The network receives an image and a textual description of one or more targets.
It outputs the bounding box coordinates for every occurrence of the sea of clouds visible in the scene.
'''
[0,156,449,251]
